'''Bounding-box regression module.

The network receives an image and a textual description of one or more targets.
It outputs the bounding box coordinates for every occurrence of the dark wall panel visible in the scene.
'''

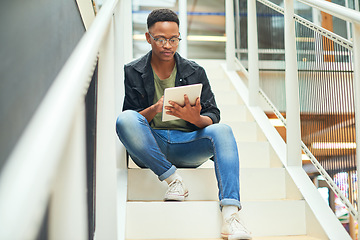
[0,0,85,169]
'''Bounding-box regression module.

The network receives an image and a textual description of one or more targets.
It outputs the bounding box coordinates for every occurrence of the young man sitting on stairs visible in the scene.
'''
[116,8,252,240]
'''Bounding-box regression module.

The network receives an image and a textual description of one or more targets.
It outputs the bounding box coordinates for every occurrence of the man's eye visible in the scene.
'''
[170,38,176,43]
[157,38,166,43]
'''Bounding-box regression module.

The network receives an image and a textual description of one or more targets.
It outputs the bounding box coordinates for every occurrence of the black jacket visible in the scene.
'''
[122,51,220,130]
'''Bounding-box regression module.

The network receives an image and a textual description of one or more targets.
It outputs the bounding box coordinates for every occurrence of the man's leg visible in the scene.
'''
[165,124,251,239]
[165,124,240,206]
[115,110,188,200]
[200,124,251,240]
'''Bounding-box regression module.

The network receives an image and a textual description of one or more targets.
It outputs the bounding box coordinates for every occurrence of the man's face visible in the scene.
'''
[146,21,180,62]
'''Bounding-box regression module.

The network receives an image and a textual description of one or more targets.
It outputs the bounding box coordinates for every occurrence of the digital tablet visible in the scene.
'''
[162,83,203,122]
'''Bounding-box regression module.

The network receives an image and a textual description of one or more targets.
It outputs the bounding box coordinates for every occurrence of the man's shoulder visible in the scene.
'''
[175,53,201,68]
[175,53,204,77]
[124,51,151,72]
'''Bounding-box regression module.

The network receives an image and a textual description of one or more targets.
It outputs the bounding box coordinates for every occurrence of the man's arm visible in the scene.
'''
[192,115,213,129]
[139,96,164,123]
[165,95,213,129]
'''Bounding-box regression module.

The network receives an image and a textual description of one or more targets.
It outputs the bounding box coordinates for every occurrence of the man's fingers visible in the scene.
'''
[195,97,200,106]
[168,100,181,110]
[184,94,190,106]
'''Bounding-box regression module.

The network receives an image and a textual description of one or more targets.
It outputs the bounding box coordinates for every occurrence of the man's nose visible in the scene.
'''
[163,40,171,48]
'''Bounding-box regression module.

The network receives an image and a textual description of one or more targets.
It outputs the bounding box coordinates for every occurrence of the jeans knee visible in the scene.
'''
[208,123,233,138]
[116,110,141,135]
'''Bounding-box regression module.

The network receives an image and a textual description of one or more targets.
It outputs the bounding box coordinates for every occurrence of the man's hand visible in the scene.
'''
[153,96,164,113]
[165,95,207,127]
[139,96,164,122]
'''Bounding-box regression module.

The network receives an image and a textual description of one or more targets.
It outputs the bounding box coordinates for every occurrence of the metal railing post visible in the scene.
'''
[114,1,131,239]
[234,0,241,60]
[114,0,131,171]
[284,0,302,166]
[352,22,360,225]
[226,0,236,70]
[248,0,260,106]
[96,17,118,239]
[49,103,88,240]
[179,0,188,58]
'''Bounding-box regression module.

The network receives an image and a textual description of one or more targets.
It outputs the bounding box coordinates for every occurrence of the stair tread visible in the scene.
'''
[253,237,322,240]
[126,237,322,240]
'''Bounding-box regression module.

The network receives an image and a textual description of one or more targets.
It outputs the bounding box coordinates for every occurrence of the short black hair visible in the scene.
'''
[147,9,179,30]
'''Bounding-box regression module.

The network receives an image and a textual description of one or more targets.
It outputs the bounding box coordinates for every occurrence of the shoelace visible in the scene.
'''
[227,215,250,234]
[167,179,183,194]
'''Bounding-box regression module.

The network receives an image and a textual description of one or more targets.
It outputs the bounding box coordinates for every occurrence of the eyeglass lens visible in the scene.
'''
[156,37,180,46]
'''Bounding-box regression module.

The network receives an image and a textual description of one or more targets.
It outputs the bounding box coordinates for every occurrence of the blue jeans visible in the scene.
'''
[116,110,241,209]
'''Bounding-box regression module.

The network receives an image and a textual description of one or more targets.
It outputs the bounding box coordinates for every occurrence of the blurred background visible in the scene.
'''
[131,0,226,59]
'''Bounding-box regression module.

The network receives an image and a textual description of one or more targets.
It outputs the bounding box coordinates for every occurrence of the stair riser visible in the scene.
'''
[209,79,234,91]
[125,200,306,239]
[215,91,244,105]
[225,122,259,142]
[127,168,286,201]
[238,142,271,168]
[219,105,249,122]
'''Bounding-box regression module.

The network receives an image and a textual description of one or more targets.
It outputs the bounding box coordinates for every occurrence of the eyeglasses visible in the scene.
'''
[148,32,181,47]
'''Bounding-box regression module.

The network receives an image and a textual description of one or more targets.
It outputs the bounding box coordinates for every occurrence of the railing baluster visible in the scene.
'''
[178,0,188,58]
[248,0,260,106]
[352,22,360,223]
[226,0,236,70]
[49,103,88,240]
[284,0,302,166]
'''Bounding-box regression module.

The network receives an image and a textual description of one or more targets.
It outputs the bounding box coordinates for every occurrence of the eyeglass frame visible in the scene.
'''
[148,32,182,47]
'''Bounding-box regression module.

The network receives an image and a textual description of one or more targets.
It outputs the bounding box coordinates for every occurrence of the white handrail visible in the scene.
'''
[0,0,119,238]
[297,0,360,24]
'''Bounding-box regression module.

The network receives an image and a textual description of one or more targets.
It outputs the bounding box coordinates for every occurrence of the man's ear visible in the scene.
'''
[145,32,151,44]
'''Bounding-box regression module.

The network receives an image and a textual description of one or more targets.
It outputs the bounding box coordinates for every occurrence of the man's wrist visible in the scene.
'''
[151,103,161,113]
[193,115,212,128]
[192,116,203,126]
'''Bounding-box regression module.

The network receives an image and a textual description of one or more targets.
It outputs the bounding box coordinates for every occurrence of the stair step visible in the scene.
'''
[196,60,227,80]
[127,239,222,240]
[125,200,306,239]
[238,142,273,168]
[253,237,322,240]
[209,78,234,91]
[218,105,253,122]
[127,237,322,240]
[127,168,286,201]
[224,121,265,142]
[214,90,244,105]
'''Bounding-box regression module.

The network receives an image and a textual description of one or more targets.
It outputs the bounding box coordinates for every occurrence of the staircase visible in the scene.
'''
[122,60,327,240]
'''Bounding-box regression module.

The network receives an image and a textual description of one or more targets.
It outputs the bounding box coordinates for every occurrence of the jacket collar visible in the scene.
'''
[131,51,198,105]
[132,50,197,79]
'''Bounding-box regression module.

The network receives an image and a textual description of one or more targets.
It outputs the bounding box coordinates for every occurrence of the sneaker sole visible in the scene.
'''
[221,233,252,240]
[164,191,189,201]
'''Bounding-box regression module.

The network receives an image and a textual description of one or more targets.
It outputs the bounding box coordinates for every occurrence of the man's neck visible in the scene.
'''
[151,55,175,69]
[151,55,176,80]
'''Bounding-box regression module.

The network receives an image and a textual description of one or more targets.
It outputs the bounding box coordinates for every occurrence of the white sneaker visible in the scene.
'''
[221,212,252,240]
[164,178,189,201]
